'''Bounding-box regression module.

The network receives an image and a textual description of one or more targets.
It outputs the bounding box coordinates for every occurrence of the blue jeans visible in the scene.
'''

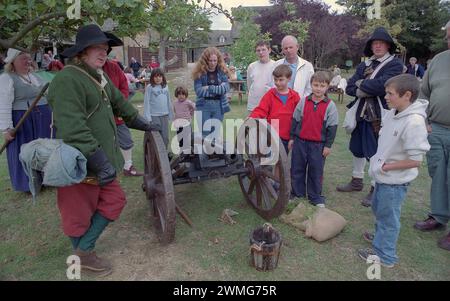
[372,183,409,265]
[197,99,223,138]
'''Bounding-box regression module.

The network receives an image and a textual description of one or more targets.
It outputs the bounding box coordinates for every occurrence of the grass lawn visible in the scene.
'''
[1,86,449,281]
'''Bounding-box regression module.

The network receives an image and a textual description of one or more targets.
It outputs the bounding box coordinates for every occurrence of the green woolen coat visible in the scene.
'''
[48,62,138,175]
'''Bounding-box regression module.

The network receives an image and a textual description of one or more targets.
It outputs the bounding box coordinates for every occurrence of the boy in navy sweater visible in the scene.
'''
[289,71,339,206]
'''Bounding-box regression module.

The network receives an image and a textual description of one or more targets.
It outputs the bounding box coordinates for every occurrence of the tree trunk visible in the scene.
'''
[182,48,188,68]
[159,37,167,71]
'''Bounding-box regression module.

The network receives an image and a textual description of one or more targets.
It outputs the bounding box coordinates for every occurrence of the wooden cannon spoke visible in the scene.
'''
[261,176,279,200]
[255,180,263,208]
[259,179,273,210]
[248,178,256,195]
[155,204,166,232]
[261,168,278,182]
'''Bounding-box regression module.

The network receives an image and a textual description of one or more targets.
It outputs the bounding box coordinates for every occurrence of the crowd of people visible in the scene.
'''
[1,21,449,275]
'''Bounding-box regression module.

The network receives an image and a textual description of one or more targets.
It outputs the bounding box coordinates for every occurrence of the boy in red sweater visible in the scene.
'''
[102,33,143,177]
[250,64,300,151]
[289,71,339,207]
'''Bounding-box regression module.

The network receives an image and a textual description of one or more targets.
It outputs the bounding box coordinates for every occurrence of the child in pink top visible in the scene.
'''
[173,86,195,149]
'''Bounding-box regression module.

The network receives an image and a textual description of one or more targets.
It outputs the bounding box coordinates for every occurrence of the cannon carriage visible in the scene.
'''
[142,119,290,244]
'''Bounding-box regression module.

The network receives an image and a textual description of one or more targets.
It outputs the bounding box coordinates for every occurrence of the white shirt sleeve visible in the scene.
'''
[303,63,314,97]
[246,64,253,95]
[0,73,14,131]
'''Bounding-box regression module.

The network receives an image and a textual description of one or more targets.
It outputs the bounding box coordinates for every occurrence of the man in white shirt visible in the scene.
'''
[246,41,276,112]
[272,35,314,100]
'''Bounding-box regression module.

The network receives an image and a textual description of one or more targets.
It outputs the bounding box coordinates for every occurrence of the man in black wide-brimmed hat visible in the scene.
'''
[336,27,403,207]
[48,24,159,276]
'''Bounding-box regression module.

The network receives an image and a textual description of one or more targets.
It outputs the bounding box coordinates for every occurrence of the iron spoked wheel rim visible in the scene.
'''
[237,119,290,220]
[143,131,176,245]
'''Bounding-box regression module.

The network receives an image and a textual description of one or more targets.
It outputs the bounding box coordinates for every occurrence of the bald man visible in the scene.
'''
[272,35,314,99]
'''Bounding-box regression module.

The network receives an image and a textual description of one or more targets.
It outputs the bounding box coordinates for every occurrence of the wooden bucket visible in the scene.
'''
[250,223,282,271]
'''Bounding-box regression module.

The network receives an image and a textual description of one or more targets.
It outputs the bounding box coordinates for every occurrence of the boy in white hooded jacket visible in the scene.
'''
[358,74,430,268]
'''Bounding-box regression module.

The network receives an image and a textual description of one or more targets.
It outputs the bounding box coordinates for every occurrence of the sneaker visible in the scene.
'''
[363,231,374,243]
[316,203,326,208]
[358,248,395,268]
[288,192,298,204]
[288,198,296,205]
[123,165,144,177]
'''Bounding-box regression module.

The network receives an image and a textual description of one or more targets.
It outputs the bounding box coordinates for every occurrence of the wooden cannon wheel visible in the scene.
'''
[143,131,176,245]
[237,119,290,220]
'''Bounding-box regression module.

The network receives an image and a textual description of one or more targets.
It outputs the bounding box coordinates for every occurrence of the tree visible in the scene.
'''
[384,0,450,59]
[336,0,373,17]
[203,0,234,24]
[147,0,211,69]
[256,0,309,56]
[0,0,149,52]
[227,7,271,70]
[338,0,450,59]
[256,0,365,67]
[354,13,404,56]
[278,1,310,55]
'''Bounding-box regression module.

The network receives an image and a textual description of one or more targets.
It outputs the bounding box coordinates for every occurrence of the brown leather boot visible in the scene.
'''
[438,232,450,251]
[361,186,375,207]
[336,177,363,192]
[414,216,446,232]
[75,249,112,274]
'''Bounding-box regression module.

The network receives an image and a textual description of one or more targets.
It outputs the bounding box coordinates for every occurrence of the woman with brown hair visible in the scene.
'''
[192,47,231,138]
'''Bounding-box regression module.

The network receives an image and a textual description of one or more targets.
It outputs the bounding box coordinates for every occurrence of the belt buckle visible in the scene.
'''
[81,177,99,185]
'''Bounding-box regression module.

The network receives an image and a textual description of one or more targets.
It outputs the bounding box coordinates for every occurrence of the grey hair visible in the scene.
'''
[281,35,298,47]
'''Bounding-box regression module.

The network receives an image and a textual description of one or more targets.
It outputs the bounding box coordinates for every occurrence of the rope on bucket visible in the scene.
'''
[250,241,265,253]
[249,223,278,255]
[249,223,282,271]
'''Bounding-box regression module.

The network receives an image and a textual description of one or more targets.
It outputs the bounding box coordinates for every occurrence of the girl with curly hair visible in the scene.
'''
[192,47,231,138]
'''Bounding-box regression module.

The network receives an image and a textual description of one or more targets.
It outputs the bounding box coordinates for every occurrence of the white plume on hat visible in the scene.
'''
[5,48,23,64]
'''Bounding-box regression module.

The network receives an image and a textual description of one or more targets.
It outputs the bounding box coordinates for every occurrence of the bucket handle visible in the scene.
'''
[263,223,273,232]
